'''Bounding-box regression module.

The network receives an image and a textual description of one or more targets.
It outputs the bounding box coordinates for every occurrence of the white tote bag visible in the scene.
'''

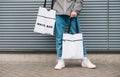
[34,0,56,35]
[62,18,84,59]
[62,33,84,59]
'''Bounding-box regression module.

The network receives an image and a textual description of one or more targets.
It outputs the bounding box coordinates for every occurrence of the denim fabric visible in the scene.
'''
[55,15,86,59]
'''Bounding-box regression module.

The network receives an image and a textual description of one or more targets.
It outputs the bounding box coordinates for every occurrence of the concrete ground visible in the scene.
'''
[0,53,120,77]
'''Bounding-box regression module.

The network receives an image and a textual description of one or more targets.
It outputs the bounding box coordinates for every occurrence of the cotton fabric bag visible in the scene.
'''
[34,0,56,35]
[62,19,84,59]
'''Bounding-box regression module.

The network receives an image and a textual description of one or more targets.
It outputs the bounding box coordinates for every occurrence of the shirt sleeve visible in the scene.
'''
[72,0,83,14]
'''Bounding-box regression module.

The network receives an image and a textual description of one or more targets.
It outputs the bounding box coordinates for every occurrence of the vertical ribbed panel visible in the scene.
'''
[0,0,56,51]
[109,0,120,51]
[80,0,108,51]
[0,0,119,52]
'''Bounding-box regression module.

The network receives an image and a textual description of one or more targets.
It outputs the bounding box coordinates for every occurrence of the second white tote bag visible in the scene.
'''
[62,18,84,59]
[34,0,56,35]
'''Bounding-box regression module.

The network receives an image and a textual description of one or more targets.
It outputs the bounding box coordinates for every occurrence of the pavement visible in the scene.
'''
[0,53,120,77]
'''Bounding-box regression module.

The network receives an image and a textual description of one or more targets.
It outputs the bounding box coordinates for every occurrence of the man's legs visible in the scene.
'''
[70,17,96,69]
[55,15,66,59]
[54,15,66,70]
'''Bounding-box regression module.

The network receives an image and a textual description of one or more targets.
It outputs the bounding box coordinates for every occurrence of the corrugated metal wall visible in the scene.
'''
[0,0,120,52]
[80,0,108,51]
[0,0,56,51]
[109,0,120,51]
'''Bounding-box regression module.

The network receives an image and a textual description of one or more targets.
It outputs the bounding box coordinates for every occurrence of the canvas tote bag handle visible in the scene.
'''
[68,17,79,33]
[44,0,55,9]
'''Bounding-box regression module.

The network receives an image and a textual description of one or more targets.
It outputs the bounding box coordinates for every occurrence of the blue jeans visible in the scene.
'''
[55,15,87,59]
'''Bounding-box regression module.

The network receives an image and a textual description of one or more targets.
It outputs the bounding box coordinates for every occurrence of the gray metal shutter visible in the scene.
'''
[109,0,120,51]
[80,0,108,51]
[0,0,56,51]
[0,0,119,52]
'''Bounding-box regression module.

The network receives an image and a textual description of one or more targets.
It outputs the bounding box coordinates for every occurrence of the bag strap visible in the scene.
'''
[51,0,56,9]
[43,0,47,7]
[44,0,55,9]
[68,17,79,33]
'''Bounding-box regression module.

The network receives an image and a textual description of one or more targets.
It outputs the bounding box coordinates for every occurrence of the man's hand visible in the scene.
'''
[70,11,77,18]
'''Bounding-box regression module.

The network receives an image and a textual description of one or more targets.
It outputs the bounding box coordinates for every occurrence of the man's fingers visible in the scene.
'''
[70,14,76,18]
[70,12,77,18]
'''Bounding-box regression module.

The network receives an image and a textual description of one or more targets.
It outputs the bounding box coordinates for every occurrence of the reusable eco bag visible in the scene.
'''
[62,19,84,59]
[34,0,56,35]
